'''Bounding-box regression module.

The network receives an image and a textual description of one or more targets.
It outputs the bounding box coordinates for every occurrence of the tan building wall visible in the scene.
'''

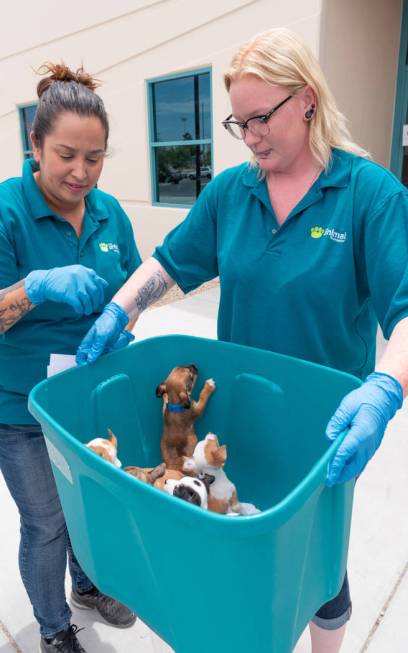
[319,0,402,166]
[0,0,402,259]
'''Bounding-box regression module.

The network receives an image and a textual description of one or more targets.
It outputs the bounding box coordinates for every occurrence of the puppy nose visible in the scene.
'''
[188,364,198,374]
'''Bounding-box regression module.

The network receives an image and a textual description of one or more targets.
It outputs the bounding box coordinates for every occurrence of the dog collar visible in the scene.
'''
[166,403,188,413]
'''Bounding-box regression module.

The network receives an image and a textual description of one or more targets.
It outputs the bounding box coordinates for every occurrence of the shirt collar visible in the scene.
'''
[22,158,109,223]
[241,148,352,190]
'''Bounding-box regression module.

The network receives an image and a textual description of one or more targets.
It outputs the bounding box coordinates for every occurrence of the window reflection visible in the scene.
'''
[155,144,212,205]
[19,104,37,158]
[153,72,211,143]
[150,70,212,205]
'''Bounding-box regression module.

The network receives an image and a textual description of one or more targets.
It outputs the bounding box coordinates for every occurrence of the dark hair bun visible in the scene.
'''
[36,62,100,98]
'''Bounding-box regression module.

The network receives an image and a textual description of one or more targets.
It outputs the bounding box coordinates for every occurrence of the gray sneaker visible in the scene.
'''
[39,625,86,653]
[70,587,136,628]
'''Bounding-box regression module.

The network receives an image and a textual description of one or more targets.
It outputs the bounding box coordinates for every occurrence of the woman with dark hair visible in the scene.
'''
[0,64,141,652]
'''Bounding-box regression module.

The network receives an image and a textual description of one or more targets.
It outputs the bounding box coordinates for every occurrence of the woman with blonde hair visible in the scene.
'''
[77,28,408,652]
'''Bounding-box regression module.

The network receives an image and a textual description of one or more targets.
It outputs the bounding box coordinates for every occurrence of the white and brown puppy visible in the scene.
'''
[164,474,215,509]
[156,364,216,472]
[86,429,121,468]
[183,433,241,515]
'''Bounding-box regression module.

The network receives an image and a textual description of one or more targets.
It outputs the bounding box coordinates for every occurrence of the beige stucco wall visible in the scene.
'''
[0,0,323,259]
[319,0,402,167]
[1,0,402,260]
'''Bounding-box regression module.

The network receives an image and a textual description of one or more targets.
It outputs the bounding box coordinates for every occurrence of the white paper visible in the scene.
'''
[47,353,76,378]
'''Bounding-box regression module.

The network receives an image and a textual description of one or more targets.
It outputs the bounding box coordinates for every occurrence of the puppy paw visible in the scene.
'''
[205,378,216,391]
[182,456,196,474]
[239,502,261,515]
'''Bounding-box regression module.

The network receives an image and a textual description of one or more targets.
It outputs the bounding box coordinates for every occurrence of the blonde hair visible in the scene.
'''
[224,28,370,169]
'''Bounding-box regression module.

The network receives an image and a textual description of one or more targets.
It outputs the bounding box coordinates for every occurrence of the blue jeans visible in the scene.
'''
[312,572,352,629]
[0,423,94,639]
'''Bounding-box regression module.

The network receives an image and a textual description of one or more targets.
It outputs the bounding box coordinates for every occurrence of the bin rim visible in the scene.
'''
[28,335,360,533]
[29,383,351,534]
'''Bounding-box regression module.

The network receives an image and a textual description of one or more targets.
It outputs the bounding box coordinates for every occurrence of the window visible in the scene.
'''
[19,104,37,159]
[148,70,212,207]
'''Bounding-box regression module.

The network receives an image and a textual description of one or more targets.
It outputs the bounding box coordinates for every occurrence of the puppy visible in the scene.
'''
[164,474,215,509]
[124,463,166,484]
[124,464,185,491]
[183,433,241,515]
[86,429,121,468]
[156,364,216,472]
[153,468,185,491]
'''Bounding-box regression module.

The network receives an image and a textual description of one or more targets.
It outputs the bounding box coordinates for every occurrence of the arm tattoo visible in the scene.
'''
[0,280,34,333]
[134,272,169,313]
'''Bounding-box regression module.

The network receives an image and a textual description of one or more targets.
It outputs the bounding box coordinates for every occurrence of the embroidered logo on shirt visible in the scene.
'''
[310,226,325,238]
[99,242,120,254]
[310,226,347,243]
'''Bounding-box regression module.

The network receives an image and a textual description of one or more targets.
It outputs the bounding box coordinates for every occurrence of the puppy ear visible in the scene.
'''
[212,444,227,466]
[148,463,166,483]
[179,391,191,408]
[107,428,118,449]
[205,432,218,444]
[156,383,166,397]
[201,473,215,491]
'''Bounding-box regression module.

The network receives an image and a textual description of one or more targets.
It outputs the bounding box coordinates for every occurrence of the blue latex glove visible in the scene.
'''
[25,265,108,315]
[110,329,135,352]
[76,302,132,364]
[325,371,403,486]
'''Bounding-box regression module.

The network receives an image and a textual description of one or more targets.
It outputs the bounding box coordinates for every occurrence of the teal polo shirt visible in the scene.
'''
[0,159,141,424]
[154,149,408,379]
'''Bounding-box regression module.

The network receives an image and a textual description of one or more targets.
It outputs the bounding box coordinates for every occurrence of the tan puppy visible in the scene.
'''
[124,463,166,484]
[124,464,184,490]
[153,468,185,491]
[156,364,216,472]
[86,429,121,467]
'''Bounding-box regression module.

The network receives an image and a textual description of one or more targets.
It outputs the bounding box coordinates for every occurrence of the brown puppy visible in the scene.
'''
[156,364,216,472]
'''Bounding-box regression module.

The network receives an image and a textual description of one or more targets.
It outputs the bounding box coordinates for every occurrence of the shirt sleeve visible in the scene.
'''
[122,210,142,278]
[114,200,142,279]
[153,181,219,293]
[362,189,408,339]
[0,221,19,289]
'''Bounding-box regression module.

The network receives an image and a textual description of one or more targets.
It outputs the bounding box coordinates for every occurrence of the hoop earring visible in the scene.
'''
[305,104,315,121]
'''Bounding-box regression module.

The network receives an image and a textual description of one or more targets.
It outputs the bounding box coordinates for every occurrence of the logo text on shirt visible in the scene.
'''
[99,242,120,254]
[310,226,347,243]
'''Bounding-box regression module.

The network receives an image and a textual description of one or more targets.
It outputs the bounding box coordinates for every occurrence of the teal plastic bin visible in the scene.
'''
[28,335,360,653]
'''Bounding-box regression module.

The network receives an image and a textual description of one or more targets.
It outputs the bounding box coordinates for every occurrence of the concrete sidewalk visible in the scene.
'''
[0,287,407,652]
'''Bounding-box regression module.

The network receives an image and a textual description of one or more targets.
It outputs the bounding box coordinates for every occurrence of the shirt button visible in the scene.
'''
[272,228,277,235]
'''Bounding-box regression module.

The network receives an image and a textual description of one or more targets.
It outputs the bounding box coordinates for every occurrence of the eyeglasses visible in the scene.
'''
[222,95,293,140]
